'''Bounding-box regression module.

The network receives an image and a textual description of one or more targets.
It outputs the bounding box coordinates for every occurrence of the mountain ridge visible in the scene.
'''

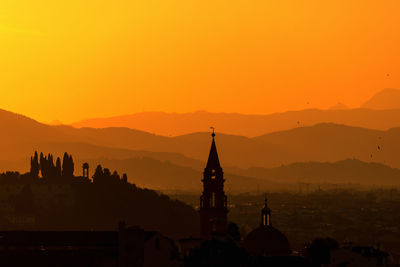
[362,88,400,110]
[2,108,400,170]
[70,108,400,137]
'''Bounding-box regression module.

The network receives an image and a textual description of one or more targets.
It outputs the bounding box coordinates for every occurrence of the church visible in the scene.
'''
[199,130,291,256]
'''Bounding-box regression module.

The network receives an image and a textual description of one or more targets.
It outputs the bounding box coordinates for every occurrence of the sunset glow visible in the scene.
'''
[1,0,399,123]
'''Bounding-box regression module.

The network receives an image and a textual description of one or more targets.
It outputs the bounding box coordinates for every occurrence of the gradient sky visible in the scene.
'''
[0,0,399,123]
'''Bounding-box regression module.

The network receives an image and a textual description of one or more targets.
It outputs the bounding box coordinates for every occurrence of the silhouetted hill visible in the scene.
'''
[4,108,400,171]
[0,157,199,238]
[5,154,398,193]
[73,157,282,192]
[362,88,400,110]
[70,157,400,190]
[230,159,400,186]
[70,109,400,137]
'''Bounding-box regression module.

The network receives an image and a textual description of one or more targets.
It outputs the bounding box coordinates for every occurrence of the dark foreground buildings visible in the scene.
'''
[0,222,179,267]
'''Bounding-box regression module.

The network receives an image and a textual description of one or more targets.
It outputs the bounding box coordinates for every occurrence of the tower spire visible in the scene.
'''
[206,127,221,170]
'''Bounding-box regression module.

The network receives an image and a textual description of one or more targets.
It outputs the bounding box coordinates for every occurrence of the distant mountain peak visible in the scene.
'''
[361,88,400,110]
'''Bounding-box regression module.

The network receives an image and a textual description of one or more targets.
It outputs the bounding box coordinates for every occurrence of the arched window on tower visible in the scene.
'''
[262,213,271,226]
[262,214,270,226]
[211,169,216,179]
[261,195,272,226]
[211,192,215,207]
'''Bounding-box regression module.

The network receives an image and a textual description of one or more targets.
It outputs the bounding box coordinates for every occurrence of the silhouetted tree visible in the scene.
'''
[62,152,74,178]
[103,168,111,178]
[69,154,74,176]
[112,170,120,181]
[47,153,55,178]
[30,151,39,179]
[40,153,47,178]
[62,152,68,177]
[92,165,104,184]
[56,157,62,177]
[122,173,128,183]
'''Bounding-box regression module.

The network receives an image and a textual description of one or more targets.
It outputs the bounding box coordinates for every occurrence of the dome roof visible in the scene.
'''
[243,225,290,256]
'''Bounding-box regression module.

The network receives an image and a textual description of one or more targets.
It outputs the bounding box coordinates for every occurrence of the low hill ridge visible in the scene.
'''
[71,108,400,137]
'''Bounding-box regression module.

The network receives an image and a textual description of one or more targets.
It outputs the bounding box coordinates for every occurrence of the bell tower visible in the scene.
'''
[199,129,228,239]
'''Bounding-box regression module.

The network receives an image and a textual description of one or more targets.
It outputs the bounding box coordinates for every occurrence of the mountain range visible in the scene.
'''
[2,107,400,190]
[71,89,400,137]
[361,88,400,110]
[0,108,394,168]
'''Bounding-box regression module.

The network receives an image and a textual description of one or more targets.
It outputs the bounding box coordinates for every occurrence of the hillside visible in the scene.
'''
[230,159,400,186]
[4,108,400,170]
[0,164,199,238]
[74,157,283,192]
[3,107,400,189]
[70,108,400,137]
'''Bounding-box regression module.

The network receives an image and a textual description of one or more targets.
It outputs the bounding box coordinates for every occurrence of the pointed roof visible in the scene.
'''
[206,132,221,170]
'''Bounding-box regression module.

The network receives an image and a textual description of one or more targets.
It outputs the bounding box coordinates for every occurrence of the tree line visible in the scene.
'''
[30,151,74,180]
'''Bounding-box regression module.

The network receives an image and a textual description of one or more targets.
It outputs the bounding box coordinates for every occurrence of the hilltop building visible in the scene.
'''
[199,131,228,239]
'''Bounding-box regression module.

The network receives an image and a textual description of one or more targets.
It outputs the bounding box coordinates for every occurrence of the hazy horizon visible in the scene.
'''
[2,88,398,125]
[1,86,398,127]
[1,1,399,123]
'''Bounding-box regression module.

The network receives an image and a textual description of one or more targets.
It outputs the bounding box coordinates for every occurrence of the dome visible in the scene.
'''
[243,225,290,256]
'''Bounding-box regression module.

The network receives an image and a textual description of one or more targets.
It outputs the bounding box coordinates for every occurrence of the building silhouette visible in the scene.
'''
[0,223,179,267]
[82,162,89,178]
[243,195,290,257]
[199,131,228,239]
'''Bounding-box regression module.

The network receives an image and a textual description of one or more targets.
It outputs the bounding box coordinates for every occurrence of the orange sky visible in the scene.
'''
[0,0,399,123]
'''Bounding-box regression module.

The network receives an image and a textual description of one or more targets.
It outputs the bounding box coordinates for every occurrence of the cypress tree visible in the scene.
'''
[56,157,62,178]
[30,151,39,178]
[62,152,69,177]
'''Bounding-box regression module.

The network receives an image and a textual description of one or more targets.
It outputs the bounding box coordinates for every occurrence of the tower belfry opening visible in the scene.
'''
[261,194,271,227]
